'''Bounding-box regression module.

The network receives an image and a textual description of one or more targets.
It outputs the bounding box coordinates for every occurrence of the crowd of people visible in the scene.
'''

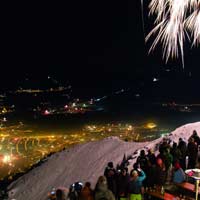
[49,130,200,200]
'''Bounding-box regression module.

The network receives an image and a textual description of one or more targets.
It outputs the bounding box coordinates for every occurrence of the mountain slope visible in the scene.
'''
[8,122,200,200]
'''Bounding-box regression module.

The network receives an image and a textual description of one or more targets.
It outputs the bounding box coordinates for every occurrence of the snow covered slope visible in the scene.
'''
[7,122,200,200]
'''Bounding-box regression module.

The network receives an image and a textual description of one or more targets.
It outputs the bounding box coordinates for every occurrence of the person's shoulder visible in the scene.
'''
[107,190,115,200]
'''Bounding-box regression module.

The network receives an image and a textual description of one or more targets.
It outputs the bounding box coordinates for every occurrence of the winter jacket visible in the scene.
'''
[154,165,166,186]
[95,182,115,200]
[173,168,186,183]
[128,171,146,194]
[117,174,130,197]
[104,167,117,196]
[80,186,94,200]
[187,141,198,160]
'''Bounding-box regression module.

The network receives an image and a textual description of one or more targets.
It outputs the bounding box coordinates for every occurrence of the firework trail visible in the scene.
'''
[145,0,200,67]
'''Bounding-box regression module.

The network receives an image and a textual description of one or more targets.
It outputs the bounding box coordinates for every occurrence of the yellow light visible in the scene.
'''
[127,125,133,131]
[3,155,11,163]
[146,123,157,129]
[72,103,76,107]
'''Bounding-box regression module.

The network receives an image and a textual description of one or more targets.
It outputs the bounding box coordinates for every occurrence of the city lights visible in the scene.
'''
[0,120,168,179]
[3,155,11,164]
[146,123,157,129]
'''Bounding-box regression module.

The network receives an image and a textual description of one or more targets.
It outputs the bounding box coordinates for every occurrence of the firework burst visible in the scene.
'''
[146,0,200,66]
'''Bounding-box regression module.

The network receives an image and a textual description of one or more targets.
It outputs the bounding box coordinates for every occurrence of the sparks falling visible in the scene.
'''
[146,0,200,67]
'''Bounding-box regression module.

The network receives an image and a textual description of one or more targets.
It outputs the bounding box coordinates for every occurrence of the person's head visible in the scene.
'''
[173,142,177,148]
[140,150,145,157]
[95,176,108,191]
[148,149,153,154]
[108,162,113,168]
[162,139,167,145]
[174,162,181,170]
[97,176,107,185]
[189,137,195,143]
[193,130,198,136]
[56,189,64,200]
[85,182,91,188]
[131,170,138,179]
[121,168,127,176]
[133,162,139,170]
[156,158,163,167]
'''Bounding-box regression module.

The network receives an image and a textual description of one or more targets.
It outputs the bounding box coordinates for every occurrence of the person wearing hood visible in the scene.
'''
[94,176,115,200]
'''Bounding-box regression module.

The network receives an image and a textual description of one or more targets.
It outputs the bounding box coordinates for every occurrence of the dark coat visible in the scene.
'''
[145,165,157,187]
[154,165,166,186]
[136,156,148,171]
[187,141,198,160]
[104,167,117,196]
[116,174,130,197]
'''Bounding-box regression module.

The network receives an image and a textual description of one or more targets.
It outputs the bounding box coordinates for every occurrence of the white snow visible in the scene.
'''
[7,122,200,200]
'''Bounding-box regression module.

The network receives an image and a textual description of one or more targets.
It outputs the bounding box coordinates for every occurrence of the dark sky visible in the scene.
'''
[1,1,200,92]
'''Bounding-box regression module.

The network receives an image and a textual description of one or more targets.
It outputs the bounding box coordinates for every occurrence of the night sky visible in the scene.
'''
[1,1,200,98]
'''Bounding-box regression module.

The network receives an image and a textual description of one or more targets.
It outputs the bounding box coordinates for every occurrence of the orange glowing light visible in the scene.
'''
[146,123,157,129]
